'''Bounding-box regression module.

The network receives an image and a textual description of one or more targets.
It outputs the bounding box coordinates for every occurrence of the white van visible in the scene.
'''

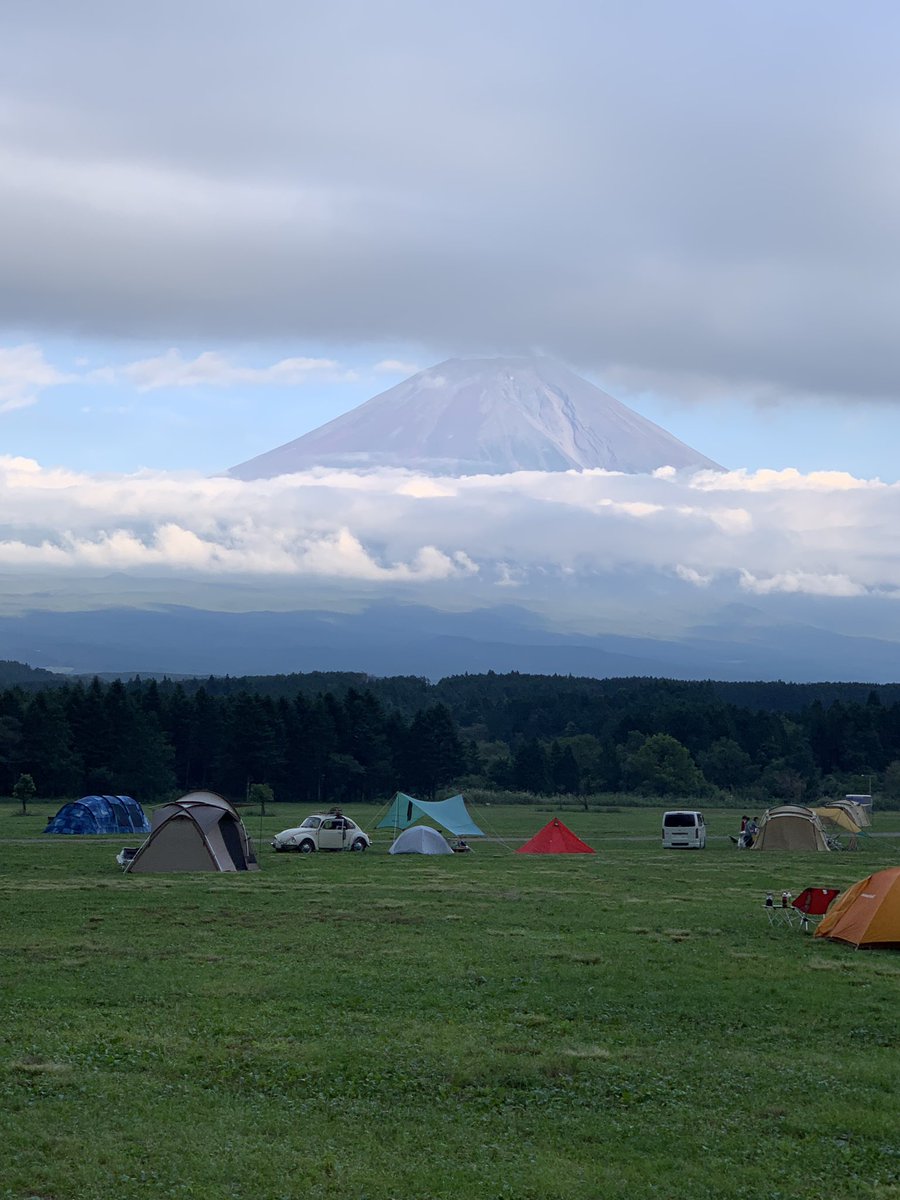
[662,810,706,849]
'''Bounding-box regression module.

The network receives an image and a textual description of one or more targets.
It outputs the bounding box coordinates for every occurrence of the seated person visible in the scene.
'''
[739,819,759,849]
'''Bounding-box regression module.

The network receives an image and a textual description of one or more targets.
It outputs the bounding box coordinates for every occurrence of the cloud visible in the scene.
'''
[91,349,355,390]
[0,524,472,580]
[0,344,70,413]
[690,468,883,493]
[0,460,899,618]
[739,570,866,598]
[374,359,421,376]
[3,4,899,404]
[675,564,711,588]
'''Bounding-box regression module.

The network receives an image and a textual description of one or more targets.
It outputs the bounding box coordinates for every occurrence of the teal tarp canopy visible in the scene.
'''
[377,792,484,837]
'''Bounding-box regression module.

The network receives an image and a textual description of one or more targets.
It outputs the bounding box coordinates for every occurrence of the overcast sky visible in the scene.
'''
[2,1,900,477]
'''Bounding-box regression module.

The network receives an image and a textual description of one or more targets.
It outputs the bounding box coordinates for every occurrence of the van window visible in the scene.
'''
[663,812,698,828]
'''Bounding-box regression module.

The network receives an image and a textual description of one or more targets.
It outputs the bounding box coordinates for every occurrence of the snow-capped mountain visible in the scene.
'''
[229,356,722,478]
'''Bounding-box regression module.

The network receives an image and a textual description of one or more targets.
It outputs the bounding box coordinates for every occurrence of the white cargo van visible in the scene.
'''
[662,810,706,849]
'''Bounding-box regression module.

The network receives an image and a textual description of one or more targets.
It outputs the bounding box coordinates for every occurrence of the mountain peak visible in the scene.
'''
[229,355,722,478]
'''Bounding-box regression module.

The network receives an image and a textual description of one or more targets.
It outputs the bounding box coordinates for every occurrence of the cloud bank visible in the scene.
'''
[1,459,898,618]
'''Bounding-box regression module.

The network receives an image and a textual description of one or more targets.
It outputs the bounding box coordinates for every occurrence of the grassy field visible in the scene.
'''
[2,801,900,1200]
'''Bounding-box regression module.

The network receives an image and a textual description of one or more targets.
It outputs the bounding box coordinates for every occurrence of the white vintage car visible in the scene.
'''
[271,814,371,853]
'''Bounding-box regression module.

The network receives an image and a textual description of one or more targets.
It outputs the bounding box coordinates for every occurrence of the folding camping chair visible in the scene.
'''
[791,886,841,932]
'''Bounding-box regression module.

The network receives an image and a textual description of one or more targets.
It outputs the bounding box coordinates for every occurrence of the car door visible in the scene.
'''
[317,818,345,850]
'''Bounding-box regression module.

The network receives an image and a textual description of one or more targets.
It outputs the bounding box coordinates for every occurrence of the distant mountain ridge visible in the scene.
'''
[229,356,722,478]
[4,601,900,684]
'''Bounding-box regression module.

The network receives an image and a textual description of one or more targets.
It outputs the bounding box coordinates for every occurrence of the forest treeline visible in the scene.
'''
[2,668,900,807]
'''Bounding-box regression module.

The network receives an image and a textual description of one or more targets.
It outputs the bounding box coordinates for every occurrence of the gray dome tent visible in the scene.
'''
[126,792,259,873]
[44,795,150,835]
[389,826,453,855]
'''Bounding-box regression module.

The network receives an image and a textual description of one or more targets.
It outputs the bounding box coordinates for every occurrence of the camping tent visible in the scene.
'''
[516,817,595,855]
[751,805,830,852]
[126,791,259,873]
[844,795,873,824]
[45,795,150,835]
[389,826,453,855]
[812,806,862,835]
[376,792,484,837]
[832,798,871,828]
[815,866,900,948]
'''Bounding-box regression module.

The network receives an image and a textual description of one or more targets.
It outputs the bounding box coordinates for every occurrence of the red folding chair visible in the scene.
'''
[792,886,841,932]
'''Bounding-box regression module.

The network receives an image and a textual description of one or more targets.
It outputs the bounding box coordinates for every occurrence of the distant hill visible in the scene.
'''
[0,659,63,686]
[229,356,723,478]
[173,670,900,718]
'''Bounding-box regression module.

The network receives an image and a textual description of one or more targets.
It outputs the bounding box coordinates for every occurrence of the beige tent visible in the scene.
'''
[843,795,872,827]
[812,806,862,835]
[751,805,830,852]
[831,798,871,828]
[127,791,259,873]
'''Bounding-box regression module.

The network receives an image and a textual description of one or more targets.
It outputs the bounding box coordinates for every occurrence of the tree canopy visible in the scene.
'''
[0,669,895,806]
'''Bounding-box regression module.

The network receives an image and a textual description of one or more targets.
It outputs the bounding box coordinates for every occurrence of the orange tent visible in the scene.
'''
[815,866,900,948]
[516,817,595,854]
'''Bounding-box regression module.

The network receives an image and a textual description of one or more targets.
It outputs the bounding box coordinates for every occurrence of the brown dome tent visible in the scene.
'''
[751,805,830,852]
[126,791,259,873]
[516,817,595,854]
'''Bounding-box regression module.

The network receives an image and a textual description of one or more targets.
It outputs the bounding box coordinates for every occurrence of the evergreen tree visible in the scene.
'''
[342,689,393,800]
[220,692,282,798]
[190,687,224,791]
[0,712,23,794]
[549,740,581,794]
[20,691,81,797]
[402,704,465,799]
[512,738,550,795]
[66,678,111,790]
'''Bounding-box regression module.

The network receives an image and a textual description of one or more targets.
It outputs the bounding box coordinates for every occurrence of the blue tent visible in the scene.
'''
[44,795,150,835]
[376,792,484,838]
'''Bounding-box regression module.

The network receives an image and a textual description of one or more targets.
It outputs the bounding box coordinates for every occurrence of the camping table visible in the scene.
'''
[764,902,796,927]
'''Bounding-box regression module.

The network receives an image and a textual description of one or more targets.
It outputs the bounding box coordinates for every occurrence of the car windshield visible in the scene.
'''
[300,817,321,829]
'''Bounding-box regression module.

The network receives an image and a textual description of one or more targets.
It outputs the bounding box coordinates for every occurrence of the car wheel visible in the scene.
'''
[351,838,368,852]
[298,840,316,854]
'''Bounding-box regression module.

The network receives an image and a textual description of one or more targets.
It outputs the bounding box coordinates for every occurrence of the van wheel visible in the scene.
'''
[298,840,315,854]
[351,838,368,852]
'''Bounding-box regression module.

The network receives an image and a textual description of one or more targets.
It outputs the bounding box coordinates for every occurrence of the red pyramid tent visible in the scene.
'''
[516,817,595,854]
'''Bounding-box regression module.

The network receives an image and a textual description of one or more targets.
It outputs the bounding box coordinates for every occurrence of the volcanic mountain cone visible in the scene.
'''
[229,356,722,478]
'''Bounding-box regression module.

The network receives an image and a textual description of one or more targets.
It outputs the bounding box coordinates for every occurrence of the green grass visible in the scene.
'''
[2,802,900,1199]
